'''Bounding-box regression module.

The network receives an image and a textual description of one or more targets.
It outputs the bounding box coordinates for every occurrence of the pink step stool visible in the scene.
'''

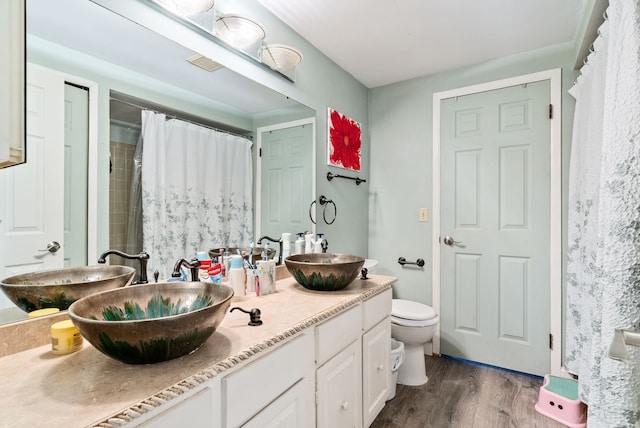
[535,375,587,428]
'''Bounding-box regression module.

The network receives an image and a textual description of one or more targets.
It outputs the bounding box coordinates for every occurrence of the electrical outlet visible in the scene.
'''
[419,208,428,222]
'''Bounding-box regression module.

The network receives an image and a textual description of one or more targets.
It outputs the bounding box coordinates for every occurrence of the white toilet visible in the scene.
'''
[390,299,439,386]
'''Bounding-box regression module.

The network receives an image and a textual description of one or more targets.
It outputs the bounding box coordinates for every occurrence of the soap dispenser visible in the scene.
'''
[313,233,324,253]
[294,233,304,255]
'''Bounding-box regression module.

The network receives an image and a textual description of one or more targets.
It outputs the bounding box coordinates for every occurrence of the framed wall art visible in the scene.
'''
[327,107,361,172]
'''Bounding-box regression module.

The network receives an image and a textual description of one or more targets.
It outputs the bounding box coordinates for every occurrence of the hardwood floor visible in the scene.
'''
[371,355,567,428]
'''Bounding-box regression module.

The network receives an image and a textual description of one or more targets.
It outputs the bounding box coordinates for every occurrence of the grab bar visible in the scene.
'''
[608,329,640,362]
[398,257,425,267]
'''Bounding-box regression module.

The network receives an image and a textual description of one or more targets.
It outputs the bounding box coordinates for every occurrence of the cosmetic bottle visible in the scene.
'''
[229,255,245,297]
[281,232,291,259]
[294,233,304,254]
[304,233,314,254]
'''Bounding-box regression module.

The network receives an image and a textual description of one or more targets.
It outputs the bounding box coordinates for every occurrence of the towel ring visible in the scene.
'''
[309,200,317,225]
[323,199,337,225]
[318,195,337,225]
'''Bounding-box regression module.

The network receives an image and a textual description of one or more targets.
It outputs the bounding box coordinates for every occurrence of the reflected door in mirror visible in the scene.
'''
[0,65,64,310]
[260,122,314,241]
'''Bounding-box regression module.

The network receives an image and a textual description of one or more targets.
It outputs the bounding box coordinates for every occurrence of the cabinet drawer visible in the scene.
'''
[363,288,392,331]
[315,305,362,365]
[223,332,314,427]
[139,387,213,428]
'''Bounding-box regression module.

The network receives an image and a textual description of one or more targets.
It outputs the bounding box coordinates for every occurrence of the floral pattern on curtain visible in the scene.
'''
[566,1,640,426]
[141,111,253,278]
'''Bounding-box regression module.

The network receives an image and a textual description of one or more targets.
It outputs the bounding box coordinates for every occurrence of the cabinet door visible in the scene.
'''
[316,340,362,428]
[242,376,314,428]
[362,318,391,427]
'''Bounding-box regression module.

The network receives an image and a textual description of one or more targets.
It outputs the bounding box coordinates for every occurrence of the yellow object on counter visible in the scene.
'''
[28,308,60,318]
[51,320,83,355]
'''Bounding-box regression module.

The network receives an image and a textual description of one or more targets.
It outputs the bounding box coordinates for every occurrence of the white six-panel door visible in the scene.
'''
[439,80,551,376]
[0,64,64,309]
[258,120,314,240]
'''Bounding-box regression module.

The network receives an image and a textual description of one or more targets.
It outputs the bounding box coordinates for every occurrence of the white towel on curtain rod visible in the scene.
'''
[566,1,640,426]
[140,111,253,278]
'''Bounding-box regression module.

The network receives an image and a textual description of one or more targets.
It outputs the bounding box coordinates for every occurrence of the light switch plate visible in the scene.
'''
[419,208,428,222]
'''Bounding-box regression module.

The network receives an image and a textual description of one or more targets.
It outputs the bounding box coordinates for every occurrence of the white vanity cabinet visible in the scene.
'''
[315,305,363,428]
[362,289,392,427]
[317,339,363,427]
[315,288,392,428]
[362,318,391,426]
[223,332,315,428]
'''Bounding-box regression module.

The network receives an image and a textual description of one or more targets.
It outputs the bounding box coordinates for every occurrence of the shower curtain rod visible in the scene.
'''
[573,8,609,86]
[109,96,253,140]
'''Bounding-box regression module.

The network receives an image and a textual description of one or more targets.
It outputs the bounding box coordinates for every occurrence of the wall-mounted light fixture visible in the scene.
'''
[260,44,303,72]
[153,0,215,17]
[214,14,266,51]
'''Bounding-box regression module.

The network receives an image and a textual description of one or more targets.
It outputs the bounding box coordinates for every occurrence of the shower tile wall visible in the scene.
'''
[109,141,136,258]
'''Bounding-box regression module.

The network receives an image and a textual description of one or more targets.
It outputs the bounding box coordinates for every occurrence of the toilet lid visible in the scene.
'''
[391,299,437,321]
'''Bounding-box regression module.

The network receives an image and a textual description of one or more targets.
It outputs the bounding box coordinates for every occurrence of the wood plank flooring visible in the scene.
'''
[371,355,567,428]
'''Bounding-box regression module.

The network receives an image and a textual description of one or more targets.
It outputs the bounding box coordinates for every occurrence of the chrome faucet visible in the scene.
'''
[257,235,283,265]
[98,249,150,284]
[172,258,201,282]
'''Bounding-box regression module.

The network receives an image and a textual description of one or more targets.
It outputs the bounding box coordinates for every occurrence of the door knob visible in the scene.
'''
[442,236,461,247]
[39,241,61,253]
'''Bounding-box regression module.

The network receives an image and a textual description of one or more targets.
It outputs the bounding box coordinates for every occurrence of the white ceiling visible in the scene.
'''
[256,0,588,88]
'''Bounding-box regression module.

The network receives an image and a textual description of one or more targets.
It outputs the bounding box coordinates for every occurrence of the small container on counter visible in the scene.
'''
[28,308,60,319]
[294,233,304,255]
[51,320,83,355]
[256,260,276,295]
[229,255,245,297]
[246,268,256,293]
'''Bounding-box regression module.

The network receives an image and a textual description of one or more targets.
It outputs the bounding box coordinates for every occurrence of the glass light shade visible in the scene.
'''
[260,44,303,72]
[153,0,215,16]
[215,15,266,50]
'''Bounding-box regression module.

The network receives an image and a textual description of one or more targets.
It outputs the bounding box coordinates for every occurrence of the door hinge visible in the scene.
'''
[549,104,553,119]
[549,333,554,350]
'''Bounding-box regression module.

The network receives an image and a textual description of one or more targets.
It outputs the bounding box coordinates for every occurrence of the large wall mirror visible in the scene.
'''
[0,0,26,168]
[0,0,315,325]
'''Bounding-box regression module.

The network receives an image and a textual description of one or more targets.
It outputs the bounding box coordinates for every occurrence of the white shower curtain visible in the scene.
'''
[566,1,640,427]
[141,111,253,278]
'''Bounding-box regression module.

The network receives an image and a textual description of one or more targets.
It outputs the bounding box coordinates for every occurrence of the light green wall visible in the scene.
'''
[368,42,578,303]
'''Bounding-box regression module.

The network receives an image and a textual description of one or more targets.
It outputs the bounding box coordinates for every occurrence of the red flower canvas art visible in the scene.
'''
[327,107,361,172]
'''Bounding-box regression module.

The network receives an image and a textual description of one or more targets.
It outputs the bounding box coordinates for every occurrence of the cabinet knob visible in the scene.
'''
[377,363,384,371]
[341,401,349,410]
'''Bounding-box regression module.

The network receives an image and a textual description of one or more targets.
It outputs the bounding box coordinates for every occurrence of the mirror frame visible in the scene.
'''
[0,0,26,169]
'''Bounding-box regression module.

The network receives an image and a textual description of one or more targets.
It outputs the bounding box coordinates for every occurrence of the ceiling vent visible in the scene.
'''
[187,54,224,72]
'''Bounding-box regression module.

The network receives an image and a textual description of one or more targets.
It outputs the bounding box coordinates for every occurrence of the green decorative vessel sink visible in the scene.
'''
[0,265,136,313]
[284,253,365,292]
[68,282,233,364]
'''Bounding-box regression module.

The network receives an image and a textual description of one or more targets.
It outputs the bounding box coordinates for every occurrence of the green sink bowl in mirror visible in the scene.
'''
[68,282,234,364]
[284,253,365,292]
[0,265,136,313]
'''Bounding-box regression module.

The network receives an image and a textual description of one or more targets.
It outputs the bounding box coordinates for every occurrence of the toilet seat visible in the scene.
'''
[391,299,439,327]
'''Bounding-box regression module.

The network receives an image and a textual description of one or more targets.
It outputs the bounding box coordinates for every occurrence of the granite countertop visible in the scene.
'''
[0,275,395,428]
